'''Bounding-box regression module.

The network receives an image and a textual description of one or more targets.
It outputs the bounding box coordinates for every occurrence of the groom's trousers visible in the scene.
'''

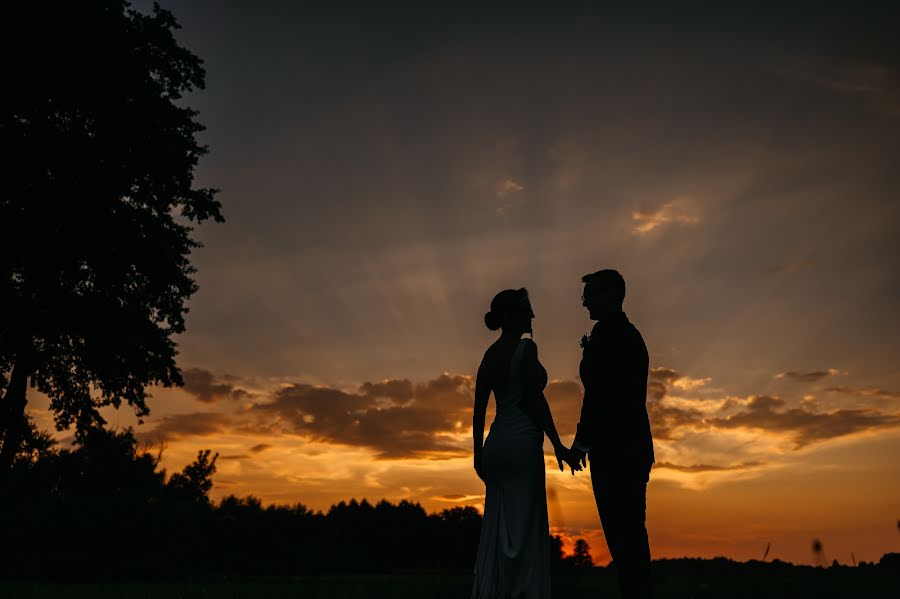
[590,460,652,599]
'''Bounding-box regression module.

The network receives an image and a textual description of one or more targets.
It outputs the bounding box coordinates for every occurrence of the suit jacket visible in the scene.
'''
[574,311,655,469]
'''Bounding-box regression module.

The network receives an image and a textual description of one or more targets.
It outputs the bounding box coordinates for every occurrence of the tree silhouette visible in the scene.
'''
[572,538,594,568]
[166,449,219,505]
[812,538,826,567]
[0,0,222,470]
[550,534,566,568]
[3,428,900,579]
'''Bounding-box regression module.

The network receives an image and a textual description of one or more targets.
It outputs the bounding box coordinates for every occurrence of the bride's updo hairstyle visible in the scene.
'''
[484,288,529,331]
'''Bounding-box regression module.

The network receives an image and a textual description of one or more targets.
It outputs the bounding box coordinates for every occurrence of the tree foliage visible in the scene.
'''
[0,0,221,463]
[0,428,488,575]
[1,423,601,576]
[572,538,595,568]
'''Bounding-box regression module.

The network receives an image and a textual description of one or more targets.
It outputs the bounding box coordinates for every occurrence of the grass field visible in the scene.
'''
[1,562,897,598]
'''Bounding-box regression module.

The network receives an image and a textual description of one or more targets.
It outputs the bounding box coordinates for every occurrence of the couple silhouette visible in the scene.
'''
[471,269,654,599]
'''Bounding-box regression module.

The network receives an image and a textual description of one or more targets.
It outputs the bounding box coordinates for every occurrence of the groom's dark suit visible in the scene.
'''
[573,310,654,599]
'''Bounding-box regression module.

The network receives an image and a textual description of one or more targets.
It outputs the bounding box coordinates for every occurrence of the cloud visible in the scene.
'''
[136,365,900,464]
[249,373,474,459]
[135,412,232,443]
[434,493,484,502]
[783,60,900,116]
[776,369,841,382]
[631,198,699,235]
[825,386,900,400]
[646,367,714,439]
[181,368,254,403]
[495,179,525,215]
[801,395,819,409]
[704,397,900,448]
[672,376,712,391]
[647,368,703,440]
[648,400,704,441]
[647,369,900,448]
[820,64,894,97]
[747,395,786,411]
[135,373,475,459]
[654,461,766,473]
[650,367,681,384]
[496,179,524,197]
[359,379,414,403]
[648,368,712,395]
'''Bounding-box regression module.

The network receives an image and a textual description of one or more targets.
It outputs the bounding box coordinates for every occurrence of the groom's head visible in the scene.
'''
[581,269,625,321]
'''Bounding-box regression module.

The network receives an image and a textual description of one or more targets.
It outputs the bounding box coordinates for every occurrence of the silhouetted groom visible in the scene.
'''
[569,269,654,599]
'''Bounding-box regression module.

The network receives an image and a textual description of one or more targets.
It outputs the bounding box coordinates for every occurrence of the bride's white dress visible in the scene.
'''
[472,338,551,599]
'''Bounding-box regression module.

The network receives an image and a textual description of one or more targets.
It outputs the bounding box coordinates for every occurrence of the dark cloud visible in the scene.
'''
[136,365,900,458]
[644,367,704,440]
[776,370,839,383]
[825,386,900,400]
[650,367,681,384]
[182,368,254,403]
[219,454,250,461]
[646,370,900,448]
[705,399,900,448]
[647,380,668,402]
[135,412,232,443]
[654,461,765,473]
[249,373,474,459]
[359,379,414,403]
[648,402,704,441]
[413,374,474,409]
[747,395,786,411]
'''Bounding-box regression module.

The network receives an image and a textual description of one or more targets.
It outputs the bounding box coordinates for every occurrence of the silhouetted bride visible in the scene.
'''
[471,288,579,599]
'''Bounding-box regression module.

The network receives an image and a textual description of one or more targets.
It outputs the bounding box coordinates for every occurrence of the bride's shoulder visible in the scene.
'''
[520,337,539,359]
[481,342,504,365]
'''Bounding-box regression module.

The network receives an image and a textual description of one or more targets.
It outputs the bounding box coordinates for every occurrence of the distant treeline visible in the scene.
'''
[0,426,592,578]
[3,426,898,581]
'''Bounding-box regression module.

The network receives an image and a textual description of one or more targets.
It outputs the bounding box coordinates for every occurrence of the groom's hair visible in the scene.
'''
[582,269,625,303]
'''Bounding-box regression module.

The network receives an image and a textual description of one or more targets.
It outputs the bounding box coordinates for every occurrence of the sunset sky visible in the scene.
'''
[28,2,900,565]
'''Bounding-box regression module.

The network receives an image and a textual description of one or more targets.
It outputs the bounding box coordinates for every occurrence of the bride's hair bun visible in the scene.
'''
[484,310,501,331]
[484,287,529,331]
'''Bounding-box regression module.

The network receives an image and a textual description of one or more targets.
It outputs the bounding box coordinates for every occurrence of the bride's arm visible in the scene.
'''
[520,341,567,457]
[472,355,491,481]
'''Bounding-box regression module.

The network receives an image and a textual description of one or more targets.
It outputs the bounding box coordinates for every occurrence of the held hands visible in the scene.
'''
[478,444,585,480]
[567,446,587,474]
[553,443,584,475]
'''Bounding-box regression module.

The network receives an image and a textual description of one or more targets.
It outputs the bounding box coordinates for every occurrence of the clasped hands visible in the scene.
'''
[474,443,587,482]
[553,442,587,475]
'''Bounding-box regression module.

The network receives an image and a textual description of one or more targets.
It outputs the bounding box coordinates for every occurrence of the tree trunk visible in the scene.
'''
[0,357,30,473]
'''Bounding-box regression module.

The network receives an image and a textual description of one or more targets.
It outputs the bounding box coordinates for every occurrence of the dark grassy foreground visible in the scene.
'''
[2,560,898,599]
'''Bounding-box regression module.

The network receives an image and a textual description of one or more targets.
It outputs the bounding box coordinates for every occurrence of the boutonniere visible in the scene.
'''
[579,333,591,349]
